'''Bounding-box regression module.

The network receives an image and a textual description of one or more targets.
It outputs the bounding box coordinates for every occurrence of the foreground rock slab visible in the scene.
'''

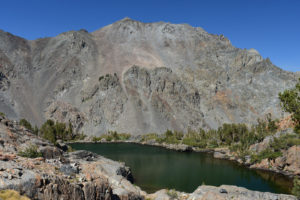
[149,185,297,200]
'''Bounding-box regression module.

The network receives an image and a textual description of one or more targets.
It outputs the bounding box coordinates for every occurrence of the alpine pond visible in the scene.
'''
[70,143,293,194]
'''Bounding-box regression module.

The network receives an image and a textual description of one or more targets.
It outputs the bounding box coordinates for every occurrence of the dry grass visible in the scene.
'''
[0,190,30,200]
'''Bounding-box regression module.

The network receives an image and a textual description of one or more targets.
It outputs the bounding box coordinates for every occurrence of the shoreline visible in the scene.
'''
[67,139,296,180]
[1,114,297,200]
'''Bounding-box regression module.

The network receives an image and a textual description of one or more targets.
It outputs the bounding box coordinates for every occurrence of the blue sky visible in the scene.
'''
[0,0,299,72]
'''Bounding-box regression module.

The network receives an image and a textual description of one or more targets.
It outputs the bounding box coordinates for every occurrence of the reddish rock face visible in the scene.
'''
[284,145,300,175]
[0,152,16,161]
[249,144,300,177]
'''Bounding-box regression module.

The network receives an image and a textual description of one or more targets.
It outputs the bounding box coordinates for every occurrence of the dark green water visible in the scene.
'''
[70,143,293,194]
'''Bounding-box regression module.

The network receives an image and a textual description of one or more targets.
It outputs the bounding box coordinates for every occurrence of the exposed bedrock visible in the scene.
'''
[0,18,299,135]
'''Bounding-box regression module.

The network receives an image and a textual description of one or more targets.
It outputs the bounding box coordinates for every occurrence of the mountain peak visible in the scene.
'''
[0,19,297,135]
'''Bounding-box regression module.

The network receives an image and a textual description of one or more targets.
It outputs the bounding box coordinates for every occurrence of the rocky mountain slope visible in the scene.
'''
[0,115,297,200]
[0,18,298,135]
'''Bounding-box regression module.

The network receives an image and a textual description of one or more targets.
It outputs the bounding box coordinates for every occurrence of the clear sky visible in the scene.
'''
[0,0,299,72]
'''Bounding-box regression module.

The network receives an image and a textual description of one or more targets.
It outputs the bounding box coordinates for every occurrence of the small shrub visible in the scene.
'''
[208,140,219,148]
[266,113,278,133]
[251,148,282,163]
[67,145,75,152]
[33,125,39,135]
[270,134,300,151]
[165,129,173,137]
[105,135,113,141]
[141,133,159,142]
[0,112,5,117]
[174,130,184,140]
[19,118,33,131]
[166,189,178,199]
[182,137,206,148]
[108,131,119,140]
[118,133,131,141]
[73,132,86,141]
[164,136,180,144]
[98,76,104,81]
[18,145,42,158]
[92,136,101,142]
[292,177,300,198]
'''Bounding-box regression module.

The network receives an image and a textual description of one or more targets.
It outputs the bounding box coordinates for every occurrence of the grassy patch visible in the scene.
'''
[141,133,160,142]
[18,145,42,158]
[0,190,30,200]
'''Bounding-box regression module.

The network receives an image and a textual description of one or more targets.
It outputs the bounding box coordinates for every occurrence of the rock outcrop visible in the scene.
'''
[0,115,144,199]
[149,185,297,200]
[0,18,298,135]
[250,145,300,176]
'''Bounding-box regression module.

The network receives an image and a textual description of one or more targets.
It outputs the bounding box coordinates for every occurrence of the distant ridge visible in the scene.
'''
[0,19,298,135]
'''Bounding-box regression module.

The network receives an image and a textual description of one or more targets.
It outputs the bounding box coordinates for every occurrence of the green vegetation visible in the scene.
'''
[166,189,178,199]
[250,148,282,163]
[19,118,86,144]
[0,112,5,117]
[182,129,210,148]
[19,118,33,131]
[279,78,300,134]
[72,132,87,141]
[292,177,300,198]
[156,130,181,144]
[99,75,104,81]
[92,131,131,142]
[137,115,284,164]
[18,144,42,158]
[40,120,73,144]
[99,74,111,81]
[19,118,39,135]
[141,116,277,151]
[0,190,30,200]
[141,133,160,142]
[270,134,300,151]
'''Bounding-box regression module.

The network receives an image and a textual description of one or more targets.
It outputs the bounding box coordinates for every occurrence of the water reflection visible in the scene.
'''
[70,143,292,194]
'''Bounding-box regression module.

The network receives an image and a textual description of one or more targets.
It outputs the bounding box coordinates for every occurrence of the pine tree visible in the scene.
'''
[279,78,300,134]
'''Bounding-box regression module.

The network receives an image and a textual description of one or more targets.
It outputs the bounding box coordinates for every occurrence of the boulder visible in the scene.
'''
[56,140,69,152]
[39,146,62,159]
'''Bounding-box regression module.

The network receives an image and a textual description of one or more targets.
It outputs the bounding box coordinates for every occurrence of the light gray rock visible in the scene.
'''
[0,116,144,200]
[0,18,298,136]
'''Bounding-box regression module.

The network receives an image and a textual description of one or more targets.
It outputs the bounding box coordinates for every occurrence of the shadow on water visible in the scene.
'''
[70,143,293,194]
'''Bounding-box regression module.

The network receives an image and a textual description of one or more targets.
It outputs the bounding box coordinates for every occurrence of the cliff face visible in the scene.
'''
[0,18,298,135]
